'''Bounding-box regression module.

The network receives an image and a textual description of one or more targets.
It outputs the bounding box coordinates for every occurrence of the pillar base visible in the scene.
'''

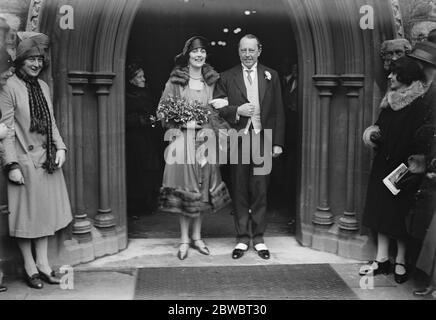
[96,227,117,237]
[339,211,359,232]
[94,208,116,230]
[312,207,334,226]
[300,223,374,260]
[72,213,93,243]
[73,232,93,244]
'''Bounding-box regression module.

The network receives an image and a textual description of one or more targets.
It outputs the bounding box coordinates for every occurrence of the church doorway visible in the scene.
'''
[125,0,298,239]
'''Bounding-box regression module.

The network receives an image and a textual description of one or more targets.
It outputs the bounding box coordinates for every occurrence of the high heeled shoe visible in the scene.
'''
[359,260,391,276]
[394,263,408,284]
[38,269,61,285]
[177,243,190,260]
[191,239,210,255]
[24,272,43,289]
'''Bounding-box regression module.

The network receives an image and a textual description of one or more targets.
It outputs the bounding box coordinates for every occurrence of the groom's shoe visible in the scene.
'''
[232,243,248,259]
[254,243,270,260]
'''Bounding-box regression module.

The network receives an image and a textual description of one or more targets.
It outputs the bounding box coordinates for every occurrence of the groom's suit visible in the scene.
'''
[213,63,285,245]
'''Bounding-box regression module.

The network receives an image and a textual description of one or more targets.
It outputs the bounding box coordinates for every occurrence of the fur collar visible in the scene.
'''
[169,63,219,87]
[380,81,427,111]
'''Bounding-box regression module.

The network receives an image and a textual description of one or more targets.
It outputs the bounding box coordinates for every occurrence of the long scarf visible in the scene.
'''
[16,70,57,173]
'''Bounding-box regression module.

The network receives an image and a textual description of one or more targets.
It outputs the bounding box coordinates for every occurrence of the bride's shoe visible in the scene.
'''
[177,243,190,260]
[191,239,210,255]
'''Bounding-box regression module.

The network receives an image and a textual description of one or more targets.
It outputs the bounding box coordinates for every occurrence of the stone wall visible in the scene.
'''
[399,0,436,44]
[0,0,30,55]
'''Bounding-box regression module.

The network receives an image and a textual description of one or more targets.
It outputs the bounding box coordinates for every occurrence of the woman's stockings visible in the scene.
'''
[35,237,52,274]
[191,216,202,241]
[376,233,390,262]
[17,238,37,276]
[395,239,407,275]
[179,215,190,244]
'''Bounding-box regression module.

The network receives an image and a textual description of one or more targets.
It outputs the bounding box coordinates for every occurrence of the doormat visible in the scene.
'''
[134,264,358,300]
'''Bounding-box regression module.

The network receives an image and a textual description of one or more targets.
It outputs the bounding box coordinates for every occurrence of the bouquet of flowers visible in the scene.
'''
[150,96,210,129]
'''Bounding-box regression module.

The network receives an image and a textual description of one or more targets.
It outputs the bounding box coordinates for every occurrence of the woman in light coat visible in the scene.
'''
[158,36,232,260]
[0,34,72,289]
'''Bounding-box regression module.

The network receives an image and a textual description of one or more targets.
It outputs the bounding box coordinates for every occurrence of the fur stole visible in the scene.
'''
[169,63,219,87]
[380,80,427,111]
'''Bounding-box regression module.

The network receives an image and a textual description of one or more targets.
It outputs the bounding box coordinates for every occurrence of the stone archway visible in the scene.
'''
[1,0,398,269]
[35,0,142,266]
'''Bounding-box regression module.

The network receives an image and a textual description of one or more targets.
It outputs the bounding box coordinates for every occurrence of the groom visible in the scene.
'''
[212,34,285,259]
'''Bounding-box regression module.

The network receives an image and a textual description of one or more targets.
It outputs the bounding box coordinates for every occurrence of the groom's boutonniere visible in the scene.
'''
[264,71,272,81]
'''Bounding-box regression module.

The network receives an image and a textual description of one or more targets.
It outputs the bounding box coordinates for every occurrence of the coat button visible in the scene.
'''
[28,145,34,151]
[42,143,47,149]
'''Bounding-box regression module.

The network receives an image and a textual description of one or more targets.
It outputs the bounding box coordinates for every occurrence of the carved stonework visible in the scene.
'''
[391,0,405,38]
[380,39,412,72]
[401,0,436,45]
[26,0,44,32]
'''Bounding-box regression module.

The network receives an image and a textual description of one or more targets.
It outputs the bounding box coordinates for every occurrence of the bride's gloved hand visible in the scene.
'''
[209,98,228,109]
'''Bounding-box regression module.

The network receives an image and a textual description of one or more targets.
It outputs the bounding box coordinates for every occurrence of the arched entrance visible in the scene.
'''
[0,0,397,269]
[125,0,298,239]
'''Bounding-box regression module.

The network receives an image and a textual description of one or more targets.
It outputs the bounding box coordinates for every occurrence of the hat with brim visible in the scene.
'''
[174,36,209,65]
[407,41,436,67]
[15,33,49,62]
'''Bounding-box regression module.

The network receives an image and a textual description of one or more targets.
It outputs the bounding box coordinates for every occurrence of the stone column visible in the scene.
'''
[312,75,339,227]
[67,71,93,243]
[89,72,116,235]
[339,74,364,232]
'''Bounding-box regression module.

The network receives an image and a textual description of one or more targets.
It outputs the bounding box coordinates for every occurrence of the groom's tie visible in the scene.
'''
[244,69,254,134]
[246,69,253,85]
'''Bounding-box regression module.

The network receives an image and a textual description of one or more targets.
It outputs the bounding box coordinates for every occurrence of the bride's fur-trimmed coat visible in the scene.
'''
[363,80,434,238]
[157,63,232,217]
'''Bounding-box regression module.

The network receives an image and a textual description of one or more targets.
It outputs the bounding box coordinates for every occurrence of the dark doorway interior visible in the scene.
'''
[126,0,298,238]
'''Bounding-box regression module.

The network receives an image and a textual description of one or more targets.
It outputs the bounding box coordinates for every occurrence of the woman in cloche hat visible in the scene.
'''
[157,36,232,260]
[360,56,432,284]
[0,33,72,289]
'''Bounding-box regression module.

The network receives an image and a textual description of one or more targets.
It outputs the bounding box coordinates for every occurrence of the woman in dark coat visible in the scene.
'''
[125,62,163,215]
[360,56,432,283]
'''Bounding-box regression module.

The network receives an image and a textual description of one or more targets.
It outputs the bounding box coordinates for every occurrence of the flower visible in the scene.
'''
[264,70,272,80]
[150,96,209,129]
